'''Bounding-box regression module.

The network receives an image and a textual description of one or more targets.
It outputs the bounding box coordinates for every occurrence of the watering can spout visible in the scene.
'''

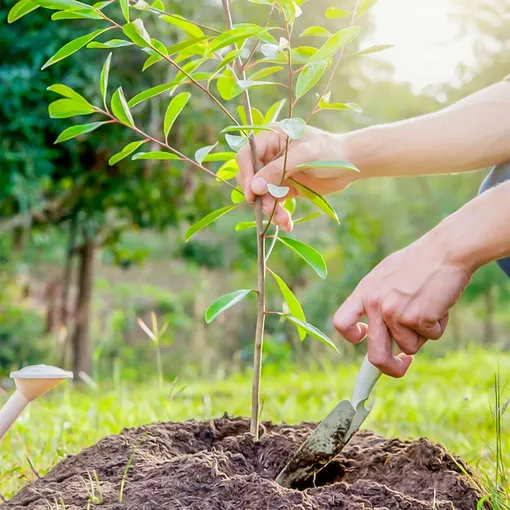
[0,365,73,441]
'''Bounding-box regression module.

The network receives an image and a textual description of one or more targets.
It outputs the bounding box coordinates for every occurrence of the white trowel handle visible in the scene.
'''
[350,356,382,409]
[0,390,29,440]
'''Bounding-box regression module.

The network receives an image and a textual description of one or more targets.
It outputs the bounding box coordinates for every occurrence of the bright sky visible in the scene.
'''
[368,0,475,91]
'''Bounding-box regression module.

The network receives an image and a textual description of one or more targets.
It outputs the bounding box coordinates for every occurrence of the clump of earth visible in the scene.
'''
[5,416,482,509]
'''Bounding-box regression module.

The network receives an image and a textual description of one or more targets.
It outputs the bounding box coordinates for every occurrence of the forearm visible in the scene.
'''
[427,180,510,272]
[344,80,510,179]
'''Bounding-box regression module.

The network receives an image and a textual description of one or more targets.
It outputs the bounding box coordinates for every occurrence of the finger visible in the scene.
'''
[250,151,302,197]
[366,308,413,378]
[386,321,427,355]
[400,315,444,341]
[333,294,368,344]
[260,196,293,232]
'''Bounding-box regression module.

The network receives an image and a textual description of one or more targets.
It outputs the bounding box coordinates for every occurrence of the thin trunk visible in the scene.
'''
[71,236,95,377]
[483,288,495,344]
[60,218,77,368]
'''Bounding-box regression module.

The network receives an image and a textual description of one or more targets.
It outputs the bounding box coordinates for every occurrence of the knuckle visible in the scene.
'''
[367,352,387,369]
[381,302,398,320]
[398,342,419,356]
[365,296,380,311]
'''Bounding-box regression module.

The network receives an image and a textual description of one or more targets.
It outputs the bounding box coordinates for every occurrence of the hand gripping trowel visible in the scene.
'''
[276,355,383,488]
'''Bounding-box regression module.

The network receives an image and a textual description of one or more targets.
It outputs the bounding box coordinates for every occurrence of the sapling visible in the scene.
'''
[7,0,384,440]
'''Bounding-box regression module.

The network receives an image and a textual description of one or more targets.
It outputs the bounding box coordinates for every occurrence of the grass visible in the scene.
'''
[0,348,509,505]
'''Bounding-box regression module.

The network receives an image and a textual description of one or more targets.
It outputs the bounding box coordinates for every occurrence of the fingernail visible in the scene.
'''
[251,176,268,195]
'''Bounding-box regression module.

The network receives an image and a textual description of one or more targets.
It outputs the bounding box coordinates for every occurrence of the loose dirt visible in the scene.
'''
[4,416,482,509]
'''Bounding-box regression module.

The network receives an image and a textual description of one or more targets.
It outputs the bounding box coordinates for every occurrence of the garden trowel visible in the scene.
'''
[276,355,383,488]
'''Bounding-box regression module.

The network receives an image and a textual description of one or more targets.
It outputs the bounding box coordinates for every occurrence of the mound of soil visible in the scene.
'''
[5,416,481,509]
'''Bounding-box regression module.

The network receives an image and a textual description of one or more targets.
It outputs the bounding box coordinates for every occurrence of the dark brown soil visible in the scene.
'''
[4,416,482,509]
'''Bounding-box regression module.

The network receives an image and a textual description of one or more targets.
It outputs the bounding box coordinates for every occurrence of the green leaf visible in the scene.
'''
[325,7,350,19]
[87,39,133,49]
[109,140,146,165]
[318,99,362,113]
[237,79,277,91]
[283,198,296,215]
[284,315,338,351]
[202,152,236,162]
[237,106,265,126]
[290,180,339,223]
[8,0,39,23]
[230,186,245,204]
[294,212,323,224]
[167,36,209,55]
[51,9,103,19]
[185,205,238,242]
[269,270,306,340]
[308,26,361,65]
[100,52,112,109]
[195,143,217,165]
[296,160,359,172]
[205,290,252,324]
[357,0,377,18]
[152,0,164,9]
[111,87,135,127]
[260,43,280,59]
[48,99,95,118]
[159,14,205,38]
[279,118,306,139]
[132,151,180,160]
[207,25,263,55]
[277,237,327,278]
[265,99,286,123]
[163,92,191,140]
[32,0,95,11]
[221,125,278,135]
[47,84,90,105]
[235,221,256,231]
[170,58,207,93]
[217,69,242,100]
[217,159,239,180]
[357,44,394,56]
[123,19,151,48]
[296,60,327,98]
[299,26,332,38]
[55,121,107,143]
[225,134,247,152]
[42,29,109,70]
[128,83,174,107]
[249,66,283,81]
[119,0,129,21]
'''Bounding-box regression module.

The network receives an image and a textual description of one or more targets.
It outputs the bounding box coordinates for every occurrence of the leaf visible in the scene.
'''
[128,83,174,107]
[318,99,362,113]
[8,0,39,23]
[249,66,283,82]
[194,144,217,165]
[152,0,164,9]
[237,79,277,91]
[269,270,306,340]
[308,26,361,65]
[42,29,108,70]
[294,212,323,224]
[159,14,205,38]
[267,184,289,198]
[55,121,107,143]
[296,60,327,98]
[205,290,252,324]
[163,92,191,140]
[87,39,133,49]
[167,36,209,55]
[123,19,151,47]
[47,84,90,104]
[185,205,238,242]
[109,140,146,165]
[225,134,247,152]
[299,26,331,38]
[357,0,377,18]
[111,87,135,126]
[132,151,180,160]
[284,315,338,351]
[230,186,245,204]
[202,152,236,162]
[357,44,394,56]
[260,43,279,59]
[279,118,306,139]
[235,221,256,231]
[120,0,129,21]
[32,0,94,11]
[236,106,265,126]
[207,24,266,54]
[221,125,278,135]
[265,99,286,123]
[283,198,295,215]
[325,7,350,19]
[290,180,339,223]
[51,9,103,19]
[277,237,327,278]
[296,160,359,172]
[217,160,239,180]
[48,99,95,118]
[100,52,112,108]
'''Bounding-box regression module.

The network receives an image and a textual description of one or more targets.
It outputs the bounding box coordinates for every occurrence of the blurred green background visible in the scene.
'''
[0,0,509,502]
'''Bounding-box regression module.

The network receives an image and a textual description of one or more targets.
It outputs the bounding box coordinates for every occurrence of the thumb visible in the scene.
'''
[250,154,300,196]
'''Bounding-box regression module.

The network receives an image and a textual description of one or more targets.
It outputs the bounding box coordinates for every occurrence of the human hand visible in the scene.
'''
[236,125,360,232]
[333,232,472,377]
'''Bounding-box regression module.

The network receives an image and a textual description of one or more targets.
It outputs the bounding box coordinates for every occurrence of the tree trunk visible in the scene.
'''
[71,237,95,377]
[483,288,495,344]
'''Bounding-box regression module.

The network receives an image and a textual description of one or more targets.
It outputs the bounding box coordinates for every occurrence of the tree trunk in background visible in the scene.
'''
[483,288,495,344]
[71,237,95,377]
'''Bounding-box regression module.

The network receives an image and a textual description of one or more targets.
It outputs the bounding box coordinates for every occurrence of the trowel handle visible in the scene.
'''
[0,390,29,440]
[350,356,382,409]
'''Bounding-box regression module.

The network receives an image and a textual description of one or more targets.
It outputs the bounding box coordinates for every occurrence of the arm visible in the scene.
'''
[333,179,510,377]
[347,79,510,178]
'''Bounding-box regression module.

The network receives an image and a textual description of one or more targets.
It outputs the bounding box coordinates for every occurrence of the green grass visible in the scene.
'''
[1,348,509,504]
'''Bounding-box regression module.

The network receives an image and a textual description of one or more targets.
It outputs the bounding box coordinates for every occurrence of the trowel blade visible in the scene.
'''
[276,400,355,488]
